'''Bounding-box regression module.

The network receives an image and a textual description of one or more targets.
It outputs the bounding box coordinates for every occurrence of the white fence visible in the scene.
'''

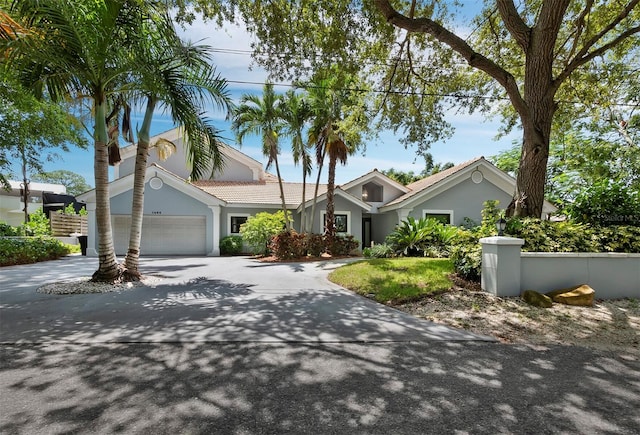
[480,237,640,300]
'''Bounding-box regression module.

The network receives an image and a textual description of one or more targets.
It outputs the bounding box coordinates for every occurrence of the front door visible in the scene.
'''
[362,217,371,249]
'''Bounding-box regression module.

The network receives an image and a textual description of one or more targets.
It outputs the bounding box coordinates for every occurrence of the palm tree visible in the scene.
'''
[305,75,354,238]
[3,0,167,281]
[280,90,312,233]
[121,21,232,278]
[232,83,290,229]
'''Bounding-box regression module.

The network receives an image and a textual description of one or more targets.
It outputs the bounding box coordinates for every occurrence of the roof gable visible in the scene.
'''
[380,157,510,210]
[116,127,265,182]
[340,169,410,193]
[77,164,226,207]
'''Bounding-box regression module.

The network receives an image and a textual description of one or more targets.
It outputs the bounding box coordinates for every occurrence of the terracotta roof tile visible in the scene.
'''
[193,180,328,206]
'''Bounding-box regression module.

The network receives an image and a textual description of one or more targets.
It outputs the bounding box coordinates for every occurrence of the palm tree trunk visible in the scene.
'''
[300,167,307,233]
[309,148,326,233]
[124,97,156,277]
[92,98,121,281]
[325,153,337,237]
[273,155,290,230]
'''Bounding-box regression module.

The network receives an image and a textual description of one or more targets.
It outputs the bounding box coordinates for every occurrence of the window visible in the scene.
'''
[362,182,383,202]
[229,215,249,234]
[423,210,453,225]
[321,210,351,234]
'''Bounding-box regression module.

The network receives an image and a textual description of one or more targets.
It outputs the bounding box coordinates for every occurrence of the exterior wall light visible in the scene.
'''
[496,217,507,236]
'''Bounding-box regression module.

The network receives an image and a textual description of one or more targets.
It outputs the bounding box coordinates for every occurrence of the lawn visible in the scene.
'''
[328,257,454,303]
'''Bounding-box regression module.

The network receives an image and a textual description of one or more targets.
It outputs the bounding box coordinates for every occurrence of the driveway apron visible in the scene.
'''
[0,256,494,344]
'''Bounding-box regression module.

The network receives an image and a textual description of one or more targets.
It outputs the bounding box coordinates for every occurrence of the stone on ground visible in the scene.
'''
[546,284,595,307]
[522,290,553,308]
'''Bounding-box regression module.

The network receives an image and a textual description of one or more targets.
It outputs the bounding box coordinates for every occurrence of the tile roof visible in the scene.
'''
[384,156,486,207]
[194,179,328,206]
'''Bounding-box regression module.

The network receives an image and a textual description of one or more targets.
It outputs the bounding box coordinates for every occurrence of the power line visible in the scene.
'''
[225,79,639,108]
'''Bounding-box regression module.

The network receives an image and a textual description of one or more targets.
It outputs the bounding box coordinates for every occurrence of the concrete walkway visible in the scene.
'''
[0,255,493,344]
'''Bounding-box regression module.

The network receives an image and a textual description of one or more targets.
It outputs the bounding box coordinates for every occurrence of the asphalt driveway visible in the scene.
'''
[0,255,491,344]
[2,256,639,434]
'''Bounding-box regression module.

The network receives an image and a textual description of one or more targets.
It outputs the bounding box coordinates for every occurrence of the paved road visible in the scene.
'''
[1,256,639,434]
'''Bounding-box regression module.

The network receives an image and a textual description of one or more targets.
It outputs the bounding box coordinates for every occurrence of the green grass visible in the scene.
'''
[328,257,454,303]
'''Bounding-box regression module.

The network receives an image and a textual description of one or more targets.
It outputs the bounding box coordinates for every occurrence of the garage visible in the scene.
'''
[112,215,207,256]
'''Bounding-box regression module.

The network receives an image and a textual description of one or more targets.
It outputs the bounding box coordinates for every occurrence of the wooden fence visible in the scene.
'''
[50,212,88,236]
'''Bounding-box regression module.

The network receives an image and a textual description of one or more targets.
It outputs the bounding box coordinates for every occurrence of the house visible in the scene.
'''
[77,127,556,257]
[0,180,67,227]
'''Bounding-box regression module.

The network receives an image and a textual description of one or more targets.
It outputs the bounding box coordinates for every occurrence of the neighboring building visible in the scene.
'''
[77,127,556,257]
[0,180,66,227]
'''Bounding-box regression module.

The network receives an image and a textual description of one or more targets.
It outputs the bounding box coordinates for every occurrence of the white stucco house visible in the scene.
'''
[0,180,67,227]
[77,127,556,257]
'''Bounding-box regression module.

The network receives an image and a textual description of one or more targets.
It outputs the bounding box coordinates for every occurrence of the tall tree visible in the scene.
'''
[232,83,290,229]
[3,0,176,281]
[31,170,92,197]
[374,0,640,217]
[0,73,87,219]
[280,90,312,233]
[121,16,232,277]
[177,1,640,219]
[304,69,366,237]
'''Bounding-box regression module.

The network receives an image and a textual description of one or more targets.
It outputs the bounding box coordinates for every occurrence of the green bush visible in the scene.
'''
[220,235,244,255]
[240,211,288,255]
[22,209,51,236]
[566,180,640,226]
[450,214,640,282]
[0,236,72,266]
[386,216,460,257]
[363,243,395,258]
[0,222,19,236]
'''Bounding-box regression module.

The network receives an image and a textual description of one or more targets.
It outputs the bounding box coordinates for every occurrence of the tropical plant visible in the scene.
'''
[3,0,173,281]
[386,217,459,257]
[304,69,364,236]
[280,90,312,233]
[233,84,290,229]
[363,242,395,259]
[121,22,232,278]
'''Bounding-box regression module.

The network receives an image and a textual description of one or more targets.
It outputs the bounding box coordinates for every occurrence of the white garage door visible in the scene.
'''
[112,215,207,256]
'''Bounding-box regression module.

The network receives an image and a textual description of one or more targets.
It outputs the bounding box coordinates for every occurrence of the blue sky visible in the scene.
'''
[15,10,521,188]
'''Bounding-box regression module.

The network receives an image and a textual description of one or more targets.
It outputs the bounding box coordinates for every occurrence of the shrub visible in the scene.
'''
[450,231,482,281]
[22,209,51,236]
[270,230,307,260]
[306,233,325,257]
[0,222,19,236]
[0,236,72,266]
[566,180,640,226]
[363,243,395,258]
[220,235,244,255]
[240,211,288,255]
[325,234,359,256]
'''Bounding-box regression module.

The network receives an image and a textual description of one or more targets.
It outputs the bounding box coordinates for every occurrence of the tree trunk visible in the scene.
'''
[20,147,29,224]
[92,98,121,282]
[273,155,289,230]
[325,153,337,237]
[124,97,156,278]
[309,148,326,232]
[300,166,307,233]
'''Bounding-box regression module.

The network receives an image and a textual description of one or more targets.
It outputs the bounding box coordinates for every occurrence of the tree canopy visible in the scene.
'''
[174,0,640,218]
